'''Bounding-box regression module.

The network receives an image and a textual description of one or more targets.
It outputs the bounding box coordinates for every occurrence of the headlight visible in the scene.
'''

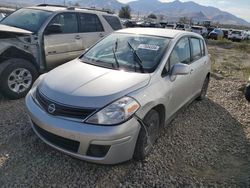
[85,97,140,125]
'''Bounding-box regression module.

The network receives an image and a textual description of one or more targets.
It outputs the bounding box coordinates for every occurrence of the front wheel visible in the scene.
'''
[197,76,210,101]
[133,109,160,160]
[0,59,38,99]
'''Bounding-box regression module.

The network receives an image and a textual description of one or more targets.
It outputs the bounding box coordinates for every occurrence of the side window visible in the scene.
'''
[79,13,104,33]
[49,13,78,34]
[169,37,191,67]
[200,39,205,56]
[103,15,122,30]
[190,38,202,61]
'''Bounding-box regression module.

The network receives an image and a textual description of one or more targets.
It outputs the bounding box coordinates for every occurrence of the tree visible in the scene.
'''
[148,13,157,19]
[119,5,131,19]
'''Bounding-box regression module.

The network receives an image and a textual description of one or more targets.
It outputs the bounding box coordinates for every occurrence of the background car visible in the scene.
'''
[166,23,176,29]
[208,28,224,40]
[26,28,211,164]
[0,4,121,99]
[207,27,215,35]
[191,25,208,37]
[176,24,191,31]
[228,30,245,42]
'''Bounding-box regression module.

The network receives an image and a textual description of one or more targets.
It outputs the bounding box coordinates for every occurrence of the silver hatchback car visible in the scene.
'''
[26,28,211,164]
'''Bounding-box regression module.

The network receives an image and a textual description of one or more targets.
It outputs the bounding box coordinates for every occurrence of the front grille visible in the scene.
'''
[36,90,96,120]
[33,122,80,153]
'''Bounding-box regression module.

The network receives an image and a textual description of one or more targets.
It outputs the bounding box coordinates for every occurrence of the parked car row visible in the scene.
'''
[121,19,250,43]
[206,27,249,41]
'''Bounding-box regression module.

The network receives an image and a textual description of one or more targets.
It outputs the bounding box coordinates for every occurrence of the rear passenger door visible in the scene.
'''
[189,37,208,97]
[44,13,83,69]
[78,13,106,49]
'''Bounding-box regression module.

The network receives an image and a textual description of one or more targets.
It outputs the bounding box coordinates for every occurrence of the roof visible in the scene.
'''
[116,28,200,39]
[28,5,111,15]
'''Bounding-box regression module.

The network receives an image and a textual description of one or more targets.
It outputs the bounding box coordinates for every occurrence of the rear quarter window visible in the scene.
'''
[190,38,202,61]
[79,13,104,33]
[103,15,122,30]
[200,39,205,56]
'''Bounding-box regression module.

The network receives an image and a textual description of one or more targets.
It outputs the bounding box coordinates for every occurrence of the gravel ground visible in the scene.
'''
[0,77,249,188]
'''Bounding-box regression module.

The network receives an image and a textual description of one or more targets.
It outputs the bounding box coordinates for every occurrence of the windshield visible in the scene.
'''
[81,33,171,73]
[1,8,52,32]
[214,29,221,32]
[232,31,241,34]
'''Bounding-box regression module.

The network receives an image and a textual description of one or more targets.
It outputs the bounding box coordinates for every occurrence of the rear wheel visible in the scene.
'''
[0,59,38,99]
[134,109,160,160]
[197,76,210,101]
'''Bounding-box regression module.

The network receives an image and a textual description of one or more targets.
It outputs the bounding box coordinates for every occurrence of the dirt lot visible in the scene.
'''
[0,43,250,187]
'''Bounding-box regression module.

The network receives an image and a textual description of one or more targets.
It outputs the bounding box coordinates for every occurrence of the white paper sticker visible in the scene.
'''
[138,44,160,51]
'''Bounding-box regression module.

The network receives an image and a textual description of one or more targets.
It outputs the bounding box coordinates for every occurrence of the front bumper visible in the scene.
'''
[25,93,141,164]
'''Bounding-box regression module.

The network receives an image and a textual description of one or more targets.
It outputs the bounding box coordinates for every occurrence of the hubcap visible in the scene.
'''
[7,68,32,93]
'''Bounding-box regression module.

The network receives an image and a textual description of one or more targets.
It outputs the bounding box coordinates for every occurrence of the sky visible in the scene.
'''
[117,0,250,22]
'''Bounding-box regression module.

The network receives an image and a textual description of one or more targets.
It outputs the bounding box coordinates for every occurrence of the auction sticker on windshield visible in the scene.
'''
[138,44,160,51]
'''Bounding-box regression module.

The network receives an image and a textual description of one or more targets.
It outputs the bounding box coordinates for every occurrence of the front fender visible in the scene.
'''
[0,40,39,70]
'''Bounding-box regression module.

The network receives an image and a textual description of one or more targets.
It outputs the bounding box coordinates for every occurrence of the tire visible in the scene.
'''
[0,58,38,99]
[197,76,210,101]
[134,109,160,160]
[245,84,250,102]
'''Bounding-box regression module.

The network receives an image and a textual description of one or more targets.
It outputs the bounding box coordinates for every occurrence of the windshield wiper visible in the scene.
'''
[112,39,120,69]
[127,41,144,73]
[112,48,120,69]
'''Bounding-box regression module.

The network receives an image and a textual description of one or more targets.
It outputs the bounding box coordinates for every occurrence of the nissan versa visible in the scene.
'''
[26,28,211,164]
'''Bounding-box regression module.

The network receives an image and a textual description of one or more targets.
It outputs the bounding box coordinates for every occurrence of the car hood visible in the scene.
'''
[0,24,32,35]
[39,59,151,108]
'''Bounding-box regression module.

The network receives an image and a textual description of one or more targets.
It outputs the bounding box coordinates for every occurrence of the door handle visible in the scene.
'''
[48,51,56,54]
[75,35,81,40]
[99,33,104,38]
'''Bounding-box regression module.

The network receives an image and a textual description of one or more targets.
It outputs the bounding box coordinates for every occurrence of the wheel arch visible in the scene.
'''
[0,46,39,70]
[206,72,210,79]
[150,104,166,129]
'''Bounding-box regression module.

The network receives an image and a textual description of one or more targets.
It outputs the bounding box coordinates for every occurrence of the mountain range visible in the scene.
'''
[0,0,249,26]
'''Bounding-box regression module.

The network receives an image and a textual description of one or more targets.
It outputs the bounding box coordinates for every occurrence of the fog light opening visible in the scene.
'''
[87,144,110,158]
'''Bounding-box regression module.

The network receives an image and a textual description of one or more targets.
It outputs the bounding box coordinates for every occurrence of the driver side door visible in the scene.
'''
[162,37,193,119]
[44,13,83,69]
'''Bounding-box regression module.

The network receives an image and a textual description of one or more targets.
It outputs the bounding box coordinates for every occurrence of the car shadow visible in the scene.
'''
[0,98,249,187]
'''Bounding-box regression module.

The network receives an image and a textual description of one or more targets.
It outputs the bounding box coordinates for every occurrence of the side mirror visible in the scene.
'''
[46,24,62,35]
[171,63,190,76]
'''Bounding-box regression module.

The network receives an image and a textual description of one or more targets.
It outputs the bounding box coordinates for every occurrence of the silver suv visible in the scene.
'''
[26,28,211,164]
[0,4,121,99]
